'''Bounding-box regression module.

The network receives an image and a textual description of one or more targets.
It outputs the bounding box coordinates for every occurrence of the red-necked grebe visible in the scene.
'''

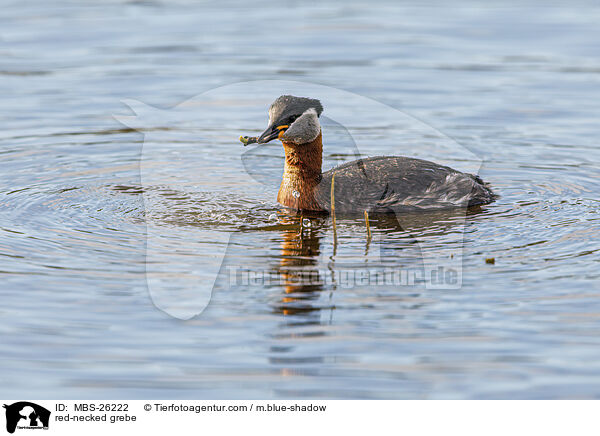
[241,95,495,214]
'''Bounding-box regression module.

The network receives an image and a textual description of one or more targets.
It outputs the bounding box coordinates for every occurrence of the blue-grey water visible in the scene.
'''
[1,1,599,399]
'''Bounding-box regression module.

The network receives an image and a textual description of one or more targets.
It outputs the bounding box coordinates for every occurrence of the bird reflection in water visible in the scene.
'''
[272,215,331,321]
[270,206,487,321]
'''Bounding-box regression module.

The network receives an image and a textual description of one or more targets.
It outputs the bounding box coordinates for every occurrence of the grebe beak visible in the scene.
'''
[257,123,289,144]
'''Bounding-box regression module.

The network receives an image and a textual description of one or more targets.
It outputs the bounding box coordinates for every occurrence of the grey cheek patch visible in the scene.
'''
[282,108,321,144]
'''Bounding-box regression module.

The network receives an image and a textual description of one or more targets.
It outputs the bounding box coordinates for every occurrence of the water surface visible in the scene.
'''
[1,1,599,399]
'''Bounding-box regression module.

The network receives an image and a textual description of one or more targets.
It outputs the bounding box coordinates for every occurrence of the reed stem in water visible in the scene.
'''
[364,210,371,242]
[331,173,338,250]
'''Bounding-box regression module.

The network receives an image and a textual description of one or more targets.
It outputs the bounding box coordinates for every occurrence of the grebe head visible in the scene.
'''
[257,95,323,145]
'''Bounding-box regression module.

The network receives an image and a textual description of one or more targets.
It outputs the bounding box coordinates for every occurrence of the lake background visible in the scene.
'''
[1,1,599,399]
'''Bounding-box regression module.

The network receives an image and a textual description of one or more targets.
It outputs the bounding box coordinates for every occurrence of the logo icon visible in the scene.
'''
[3,402,50,434]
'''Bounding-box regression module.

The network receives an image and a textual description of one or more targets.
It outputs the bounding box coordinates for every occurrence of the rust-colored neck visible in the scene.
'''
[277,131,324,211]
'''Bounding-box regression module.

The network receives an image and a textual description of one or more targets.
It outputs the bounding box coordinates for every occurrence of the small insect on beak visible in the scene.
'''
[239,122,289,146]
[257,124,289,144]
